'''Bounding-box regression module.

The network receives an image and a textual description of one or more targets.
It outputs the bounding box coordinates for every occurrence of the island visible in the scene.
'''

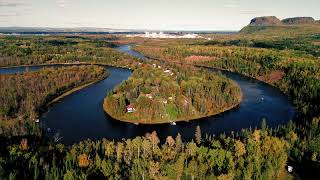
[103,63,241,124]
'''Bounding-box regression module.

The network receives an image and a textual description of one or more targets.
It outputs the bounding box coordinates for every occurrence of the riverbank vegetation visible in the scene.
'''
[0,65,107,136]
[0,124,293,179]
[103,64,241,124]
[0,35,139,69]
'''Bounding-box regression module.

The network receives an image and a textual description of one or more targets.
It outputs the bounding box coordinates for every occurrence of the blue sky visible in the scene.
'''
[0,0,319,30]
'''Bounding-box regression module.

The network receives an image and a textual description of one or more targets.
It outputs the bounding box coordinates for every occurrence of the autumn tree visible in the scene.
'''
[175,133,183,152]
[78,154,90,168]
[166,136,175,147]
[147,131,160,151]
[195,125,202,144]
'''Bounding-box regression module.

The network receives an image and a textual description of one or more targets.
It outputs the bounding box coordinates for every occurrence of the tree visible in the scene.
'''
[78,154,90,168]
[63,170,76,180]
[147,131,160,151]
[142,138,152,158]
[175,155,185,179]
[101,159,113,177]
[166,136,175,147]
[116,142,124,162]
[132,137,142,159]
[260,118,267,131]
[195,125,202,144]
[149,161,160,179]
[186,141,197,157]
[234,140,246,157]
[175,133,183,152]
[20,138,28,151]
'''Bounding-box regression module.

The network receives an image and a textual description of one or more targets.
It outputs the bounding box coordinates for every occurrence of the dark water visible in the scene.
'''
[0,64,68,74]
[116,44,147,59]
[0,45,295,144]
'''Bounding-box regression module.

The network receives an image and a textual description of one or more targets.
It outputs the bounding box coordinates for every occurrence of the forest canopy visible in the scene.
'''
[104,63,241,124]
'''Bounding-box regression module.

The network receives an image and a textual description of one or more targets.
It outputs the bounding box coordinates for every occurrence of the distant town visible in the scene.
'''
[126,31,201,39]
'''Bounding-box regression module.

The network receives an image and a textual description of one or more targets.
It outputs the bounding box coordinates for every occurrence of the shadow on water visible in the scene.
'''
[0,45,295,144]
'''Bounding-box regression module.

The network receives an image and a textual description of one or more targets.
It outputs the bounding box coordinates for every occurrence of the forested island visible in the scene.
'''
[104,64,241,124]
[0,15,319,179]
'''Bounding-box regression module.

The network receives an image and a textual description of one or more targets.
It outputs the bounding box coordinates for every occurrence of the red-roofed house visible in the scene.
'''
[126,104,136,113]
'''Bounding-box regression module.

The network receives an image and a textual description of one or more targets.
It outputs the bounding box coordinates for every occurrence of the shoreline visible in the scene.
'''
[104,85,243,125]
[0,64,109,121]
[105,98,242,125]
[0,62,134,71]
[46,74,108,107]
[38,70,109,119]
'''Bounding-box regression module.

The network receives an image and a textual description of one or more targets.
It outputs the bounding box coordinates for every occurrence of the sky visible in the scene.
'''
[0,0,319,30]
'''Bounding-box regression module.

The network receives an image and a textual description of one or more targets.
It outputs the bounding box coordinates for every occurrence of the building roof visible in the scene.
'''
[126,104,135,109]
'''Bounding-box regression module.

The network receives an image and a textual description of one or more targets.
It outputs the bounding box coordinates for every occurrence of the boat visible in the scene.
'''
[170,121,176,125]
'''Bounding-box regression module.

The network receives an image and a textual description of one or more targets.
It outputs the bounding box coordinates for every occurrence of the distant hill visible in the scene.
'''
[246,16,318,27]
[240,16,320,37]
[282,17,315,25]
[249,16,282,26]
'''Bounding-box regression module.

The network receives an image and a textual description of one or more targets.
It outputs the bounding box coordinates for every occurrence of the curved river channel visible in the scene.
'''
[0,45,295,144]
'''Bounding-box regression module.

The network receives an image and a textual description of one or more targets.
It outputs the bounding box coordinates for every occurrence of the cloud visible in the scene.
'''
[223,0,239,8]
[0,0,26,7]
[0,12,20,17]
[56,0,70,8]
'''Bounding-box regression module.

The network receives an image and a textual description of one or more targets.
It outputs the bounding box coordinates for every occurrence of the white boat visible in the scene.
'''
[170,121,176,125]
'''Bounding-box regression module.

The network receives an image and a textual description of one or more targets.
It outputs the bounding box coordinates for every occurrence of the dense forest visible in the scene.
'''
[0,29,319,179]
[133,39,320,121]
[0,65,107,136]
[128,31,320,178]
[0,35,138,68]
[0,124,293,179]
[104,63,241,123]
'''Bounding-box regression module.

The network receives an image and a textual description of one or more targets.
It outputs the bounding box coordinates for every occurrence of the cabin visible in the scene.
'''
[126,104,136,113]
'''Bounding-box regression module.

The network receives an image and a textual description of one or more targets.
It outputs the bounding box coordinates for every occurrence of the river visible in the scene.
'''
[0,45,295,144]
